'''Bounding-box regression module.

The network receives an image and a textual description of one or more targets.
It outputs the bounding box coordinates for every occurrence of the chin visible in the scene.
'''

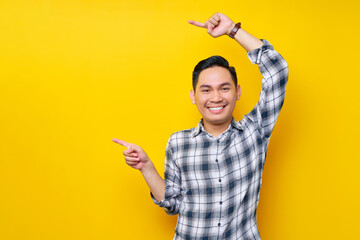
[205,117,232,126]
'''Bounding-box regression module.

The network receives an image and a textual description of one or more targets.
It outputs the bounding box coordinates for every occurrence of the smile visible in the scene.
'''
[209,106,224,110]
[207,105,227,113]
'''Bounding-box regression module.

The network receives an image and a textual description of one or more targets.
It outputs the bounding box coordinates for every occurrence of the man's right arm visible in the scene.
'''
[140,161,165,202]
[112,138,165,202]
[113,138,183,215]
[150,138,183,215]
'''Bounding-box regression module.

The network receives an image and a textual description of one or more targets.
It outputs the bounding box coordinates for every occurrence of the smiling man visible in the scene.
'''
[113,12,288,240]
[190,57,241,137]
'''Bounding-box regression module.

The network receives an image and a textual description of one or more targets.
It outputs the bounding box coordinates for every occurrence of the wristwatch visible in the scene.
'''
[228,22,241,39]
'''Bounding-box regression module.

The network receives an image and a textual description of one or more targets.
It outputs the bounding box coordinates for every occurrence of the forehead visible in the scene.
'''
[197,66,234,87]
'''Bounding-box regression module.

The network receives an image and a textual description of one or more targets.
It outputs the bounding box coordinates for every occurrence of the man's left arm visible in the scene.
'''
[245,41,289,139]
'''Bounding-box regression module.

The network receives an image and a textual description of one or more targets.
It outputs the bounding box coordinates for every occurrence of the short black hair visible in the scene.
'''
[192,55,238,90]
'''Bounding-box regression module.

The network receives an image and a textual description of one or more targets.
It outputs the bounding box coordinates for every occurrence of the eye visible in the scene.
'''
[201,89,210,93]
[222,87,230,91]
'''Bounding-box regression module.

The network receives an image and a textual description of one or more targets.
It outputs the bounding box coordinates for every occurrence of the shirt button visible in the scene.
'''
[218,179,222,183]
[217,140,220,143]
[215,159,218,163]
[218,223,221,226]
[219,201,223,205]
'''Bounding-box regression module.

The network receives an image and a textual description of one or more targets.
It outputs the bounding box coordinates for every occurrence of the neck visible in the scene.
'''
[203,118,233,138]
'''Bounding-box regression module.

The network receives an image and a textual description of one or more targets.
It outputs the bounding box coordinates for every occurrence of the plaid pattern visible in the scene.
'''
[151,39,289,240]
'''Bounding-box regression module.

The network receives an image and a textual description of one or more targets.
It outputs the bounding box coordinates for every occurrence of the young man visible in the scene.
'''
[113,13,288,240]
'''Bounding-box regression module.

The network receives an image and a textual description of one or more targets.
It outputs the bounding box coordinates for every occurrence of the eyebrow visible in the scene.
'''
[199,82,232,88]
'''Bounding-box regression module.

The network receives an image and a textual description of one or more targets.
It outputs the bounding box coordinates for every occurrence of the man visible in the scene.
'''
[113,12,288,240]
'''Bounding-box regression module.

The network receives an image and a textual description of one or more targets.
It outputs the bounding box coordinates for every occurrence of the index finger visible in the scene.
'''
[188,20,206,28]
[112,138,131,148]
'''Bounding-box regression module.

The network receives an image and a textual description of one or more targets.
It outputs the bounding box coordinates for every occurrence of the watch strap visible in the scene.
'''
[228,22,241,39]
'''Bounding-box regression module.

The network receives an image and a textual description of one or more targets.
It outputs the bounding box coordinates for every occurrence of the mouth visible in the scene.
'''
[207,105,227,113]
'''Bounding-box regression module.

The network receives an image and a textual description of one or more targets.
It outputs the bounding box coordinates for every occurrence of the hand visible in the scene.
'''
[113,138,151,170]
[188,12,235,38]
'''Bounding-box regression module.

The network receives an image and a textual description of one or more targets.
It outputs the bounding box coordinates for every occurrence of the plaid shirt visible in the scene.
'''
[151,39,289,240]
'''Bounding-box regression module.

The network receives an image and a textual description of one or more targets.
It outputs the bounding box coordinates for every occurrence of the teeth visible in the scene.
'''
[209,107,224,110]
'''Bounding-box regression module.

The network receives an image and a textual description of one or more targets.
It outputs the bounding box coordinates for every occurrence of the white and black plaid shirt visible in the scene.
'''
[151,39,289,240]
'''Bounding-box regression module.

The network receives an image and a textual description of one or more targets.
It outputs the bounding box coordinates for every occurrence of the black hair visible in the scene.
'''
[192,55,238,91]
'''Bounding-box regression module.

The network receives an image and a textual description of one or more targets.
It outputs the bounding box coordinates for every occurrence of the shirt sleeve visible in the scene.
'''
[150,137,183,215]
[245,39,289,139]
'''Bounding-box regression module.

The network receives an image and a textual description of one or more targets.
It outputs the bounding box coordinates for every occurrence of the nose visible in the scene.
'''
[211,90,223,102]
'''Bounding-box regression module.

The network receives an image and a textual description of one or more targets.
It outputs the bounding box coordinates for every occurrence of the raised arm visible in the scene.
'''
[189,12,289,139]
[188,12,263,52]
[245,41,289,139]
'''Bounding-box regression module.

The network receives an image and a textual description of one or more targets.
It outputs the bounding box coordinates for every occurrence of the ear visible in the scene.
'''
[236,85,241,100]
[190,89,196,104]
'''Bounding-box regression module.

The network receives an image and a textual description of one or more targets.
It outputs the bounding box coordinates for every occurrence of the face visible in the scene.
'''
[190,66,241,129]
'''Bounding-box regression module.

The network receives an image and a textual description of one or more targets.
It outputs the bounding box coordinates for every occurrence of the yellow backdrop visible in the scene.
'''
[1,0,359,239]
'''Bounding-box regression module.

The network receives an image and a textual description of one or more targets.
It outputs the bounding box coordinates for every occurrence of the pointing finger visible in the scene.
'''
[188,20,206,28]
[112,138,131,148]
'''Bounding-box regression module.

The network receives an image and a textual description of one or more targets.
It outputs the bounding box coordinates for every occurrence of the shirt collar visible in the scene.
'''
[191,118,244,138]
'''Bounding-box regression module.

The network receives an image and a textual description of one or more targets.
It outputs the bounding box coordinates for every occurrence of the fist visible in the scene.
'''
[188,12,235,38]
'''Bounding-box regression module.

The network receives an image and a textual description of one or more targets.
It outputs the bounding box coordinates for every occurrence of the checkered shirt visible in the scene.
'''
[151,39,289,240]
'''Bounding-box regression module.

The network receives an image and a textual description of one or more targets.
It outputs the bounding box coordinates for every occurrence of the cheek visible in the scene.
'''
[196,95,208,105]
[227,92,238,102]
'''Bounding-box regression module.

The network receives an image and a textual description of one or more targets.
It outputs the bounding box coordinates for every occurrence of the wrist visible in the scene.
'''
[140,160,154,173]
[226,22,236,35]
[228,22,241,39]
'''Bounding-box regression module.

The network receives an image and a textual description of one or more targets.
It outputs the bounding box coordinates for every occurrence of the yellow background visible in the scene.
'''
[0,0,359,239]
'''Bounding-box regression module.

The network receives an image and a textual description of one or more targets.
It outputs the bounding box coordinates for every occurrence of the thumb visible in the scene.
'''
[112,138,131,148]
[207,25,212,34]
[206,22,213,34]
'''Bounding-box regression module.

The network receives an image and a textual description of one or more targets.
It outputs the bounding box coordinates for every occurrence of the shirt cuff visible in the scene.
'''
[150,191,165,206]
[247,39,274,65]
